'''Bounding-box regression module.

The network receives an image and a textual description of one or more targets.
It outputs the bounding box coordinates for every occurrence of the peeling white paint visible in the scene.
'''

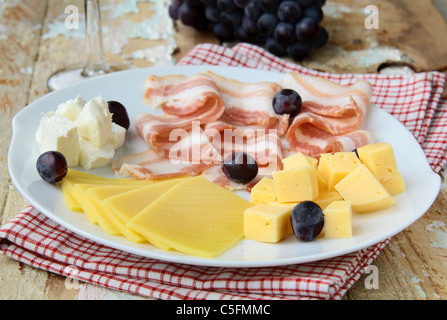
[426,221,447,249]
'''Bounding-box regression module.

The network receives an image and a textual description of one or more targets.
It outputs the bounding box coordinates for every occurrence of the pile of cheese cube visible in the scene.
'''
[244,143,406,243]
[36,96,126,170]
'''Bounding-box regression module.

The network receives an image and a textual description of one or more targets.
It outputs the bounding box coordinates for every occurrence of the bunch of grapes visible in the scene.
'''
[169,0,328,61]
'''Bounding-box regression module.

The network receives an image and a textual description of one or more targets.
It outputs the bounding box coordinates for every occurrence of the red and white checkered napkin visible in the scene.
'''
[1,43,446,300]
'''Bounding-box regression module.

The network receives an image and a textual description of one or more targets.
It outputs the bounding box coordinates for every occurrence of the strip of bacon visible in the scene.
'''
[280,72,375,157]
[112,148,214,180]
[144,73,223,116]
[279,73,372,118]
[136,87,225,158]
[205,71,289,136]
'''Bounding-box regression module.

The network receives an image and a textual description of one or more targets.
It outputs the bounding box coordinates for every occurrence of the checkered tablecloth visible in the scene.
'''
[1,43,446,300]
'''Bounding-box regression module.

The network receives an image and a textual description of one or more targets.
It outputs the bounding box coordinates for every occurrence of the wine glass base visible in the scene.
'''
[47,63,131,91]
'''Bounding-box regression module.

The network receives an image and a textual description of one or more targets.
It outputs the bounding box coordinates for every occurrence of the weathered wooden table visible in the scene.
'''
[1,0,447,300]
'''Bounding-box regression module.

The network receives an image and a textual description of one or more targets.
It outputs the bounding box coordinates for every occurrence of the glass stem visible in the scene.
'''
[82,0,109,76]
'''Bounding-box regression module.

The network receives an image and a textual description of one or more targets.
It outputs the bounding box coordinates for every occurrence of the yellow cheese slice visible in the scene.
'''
[86,186,150,243]
[127,176,252,258]
[72,183,138,233]
[60,175,158,212]
[65,169,107,181]
[101,178,189,250]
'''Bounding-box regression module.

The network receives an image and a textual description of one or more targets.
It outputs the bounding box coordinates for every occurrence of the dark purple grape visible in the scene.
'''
[277,1,302,23]
[213,22,234,41]
[242,15,258,33]
[290,201,324,242]
[36,151,68,183]
[235,26,251,41]
[272,89,302,117]
[295,17,320,42]
[234,0,250,8]
[201,0,217,6]
[222,152,258,184]
[178,3,202,26]
[185,0,202,6]
[274,22,296,45]
[168,0,184,20]
[205,6,221,22]
[316,0,326,7]
[266,37,287,57]
[107,101,130,130]
[304,5,323,22]
[244,0,263,20]
[257,12,278,37]
[216,0,238,12]
[260,0,280,12]
[287,41,311,60]
[220,11,243,29]
[297,0,316,8]
[310,26,328,48]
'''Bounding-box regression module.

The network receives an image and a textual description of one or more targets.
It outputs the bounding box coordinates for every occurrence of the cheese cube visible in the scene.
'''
[35,112,80,167]
[109,122,126,150]
[315,190,343,210]
[357,142,406,195]
[75,96,112,147]
[282,152,312,170]
[306,156,318,168]
[244,204,293,243]
[317,152,361,190]
[55,95,85,121]
[323,200,353,238]
[272,166,319,203]
[357,142,398,181]
[250,177,277,204]
[334,164,396,213]
[381,173,406,196]
[79,138,115,170]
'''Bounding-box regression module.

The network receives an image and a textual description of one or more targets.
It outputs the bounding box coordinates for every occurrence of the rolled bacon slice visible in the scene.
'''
[137,73,226,158]
[279,72,375,157]
[144,73,223,116]
[205,71,289,136]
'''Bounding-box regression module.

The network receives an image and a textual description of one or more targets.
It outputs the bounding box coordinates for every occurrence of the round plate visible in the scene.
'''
[8,66,441,267]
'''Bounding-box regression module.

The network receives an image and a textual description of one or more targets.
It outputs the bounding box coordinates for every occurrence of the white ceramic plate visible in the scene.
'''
[8,66,441,268]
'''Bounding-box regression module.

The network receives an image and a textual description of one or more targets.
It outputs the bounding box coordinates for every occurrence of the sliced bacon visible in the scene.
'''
[136,87,225,158]
[280,72,375,157]
[112,148,214,180]
[279,72,372,118]
[144,73,223,116]
[115,71,376,190]
[205,71,289,136]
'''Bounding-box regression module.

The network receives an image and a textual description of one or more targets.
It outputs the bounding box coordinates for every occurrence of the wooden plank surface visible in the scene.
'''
[1,0,447,300]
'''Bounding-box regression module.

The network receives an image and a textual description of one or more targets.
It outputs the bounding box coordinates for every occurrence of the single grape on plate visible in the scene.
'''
[290,201,324,242]
[36,151,68,183]
[107,100,130,130]
[272,88,302,117]
[222,152,258,184]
